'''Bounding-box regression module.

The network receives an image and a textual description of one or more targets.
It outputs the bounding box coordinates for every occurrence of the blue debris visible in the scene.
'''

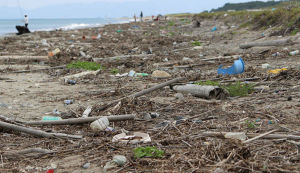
[217,57,245,75]
[211,26,217,32]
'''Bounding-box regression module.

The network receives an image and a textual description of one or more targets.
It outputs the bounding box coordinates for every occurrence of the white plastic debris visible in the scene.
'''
[112,132,151,144]
[224,132,247,141]
[90,117,109,132]
[82,106,92,118]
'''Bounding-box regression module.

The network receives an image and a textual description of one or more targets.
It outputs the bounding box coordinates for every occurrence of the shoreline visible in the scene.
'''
[0,17,134,36]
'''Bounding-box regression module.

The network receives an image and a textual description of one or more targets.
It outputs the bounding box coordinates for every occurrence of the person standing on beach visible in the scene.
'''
[134,14,137,23]
[140,11,143,22]
[24,15,29,28]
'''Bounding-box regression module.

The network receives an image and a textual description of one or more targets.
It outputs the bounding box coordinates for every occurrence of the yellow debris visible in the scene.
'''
[268,68,287,74]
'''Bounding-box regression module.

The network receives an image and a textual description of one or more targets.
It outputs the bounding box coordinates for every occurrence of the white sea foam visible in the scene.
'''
[58,23,104,30]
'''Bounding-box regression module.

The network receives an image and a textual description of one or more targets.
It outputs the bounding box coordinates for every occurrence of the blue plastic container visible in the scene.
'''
[217,57,245,75]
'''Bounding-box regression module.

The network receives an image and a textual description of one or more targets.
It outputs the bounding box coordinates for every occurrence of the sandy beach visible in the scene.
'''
[0,15,300,172]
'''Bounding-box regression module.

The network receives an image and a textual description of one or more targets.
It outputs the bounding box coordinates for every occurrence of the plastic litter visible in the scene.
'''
[82,106,92,118]
[48,48,61,57]
[112,132,151,144]
[211,26,217,32]
[66,79,76,85]
[45,170,54,173]
[64,100,73,105]
[90,117,109,132]
[217,57,245,75]
[224,132,247,141]
[289,50,299,56]
[42,116,62,121]
[261,64,271,69]
[268,68,287,74]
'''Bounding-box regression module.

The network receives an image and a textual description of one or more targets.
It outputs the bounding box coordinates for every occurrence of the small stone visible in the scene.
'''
[82,163,90,169]
[182,57,193,63]
[174,116,184,120]
[288,96,292,101]
[143,113,152,120]
[113,155,127,166]
[152,70,171,78]
[175,93,184,100]
[149,112,160,118]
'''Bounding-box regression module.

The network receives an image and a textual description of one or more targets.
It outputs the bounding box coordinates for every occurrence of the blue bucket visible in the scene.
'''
[217,57,245,75]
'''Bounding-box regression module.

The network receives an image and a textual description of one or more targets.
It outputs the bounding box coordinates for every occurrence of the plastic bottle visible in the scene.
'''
[42,116,62,121]
[289,50,299,56]
[67,80,76,85]
[64,100,73,105]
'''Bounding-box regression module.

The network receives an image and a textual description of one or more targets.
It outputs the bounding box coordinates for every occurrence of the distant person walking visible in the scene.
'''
[140,11,143,22]
[24,15,29,28]
[134,14,137,23]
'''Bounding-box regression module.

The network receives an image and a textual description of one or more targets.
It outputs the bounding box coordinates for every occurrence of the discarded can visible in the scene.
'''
[289,50,299,56]
[64,100,73,105]
[67,79,76,85]
[42,116,62,121]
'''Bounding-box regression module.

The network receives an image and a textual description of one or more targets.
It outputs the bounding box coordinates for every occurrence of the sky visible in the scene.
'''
[0,0,273,19]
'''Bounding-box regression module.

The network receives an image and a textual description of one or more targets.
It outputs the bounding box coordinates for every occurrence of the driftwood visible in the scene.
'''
[94,77,186,112]
[195,131,300,141]
[0,56,48,63]
[172,84,229,100]
[61,69,101,82]
[25,114,136,126]
[201,55,240,61]
[240,38,293,49]
[4,148,53,157]
[0,121,82,139]
[11,65,66,73]
[93,54,154,63]
[243,129,277,144]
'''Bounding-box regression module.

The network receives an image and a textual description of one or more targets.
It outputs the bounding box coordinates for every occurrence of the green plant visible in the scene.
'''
[168,21,175,26]
[67,61,102,71]
[195,81,254,97]
[133,147,164,158]
[110,68,119,74]
[291,28,299,35]
[195,80,219,86]
[191,41,202,46]
[223,82,254,97]
[245,120,256,129]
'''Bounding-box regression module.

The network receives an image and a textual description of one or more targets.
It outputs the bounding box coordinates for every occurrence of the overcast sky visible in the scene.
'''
[0,0,273,18]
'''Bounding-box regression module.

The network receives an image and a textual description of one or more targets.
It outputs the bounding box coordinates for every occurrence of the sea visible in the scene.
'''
[0,18,130,36]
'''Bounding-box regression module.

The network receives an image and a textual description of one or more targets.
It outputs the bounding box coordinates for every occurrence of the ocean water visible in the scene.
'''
[0,18,128,35]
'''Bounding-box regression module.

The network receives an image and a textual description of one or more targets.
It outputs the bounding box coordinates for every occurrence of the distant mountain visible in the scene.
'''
[211,1,282,12]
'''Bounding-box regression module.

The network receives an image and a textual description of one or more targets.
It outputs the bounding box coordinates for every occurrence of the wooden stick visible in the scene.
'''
[4,148,53,157]
[11,65,66,73]
[25,114,136,126]
[243,129,277,144]
[0,121,82,139]
[0,56,48,62]
[240,38,293,49]
[197,131,300,140]
[93,54,154,63]
[94,77,186,112]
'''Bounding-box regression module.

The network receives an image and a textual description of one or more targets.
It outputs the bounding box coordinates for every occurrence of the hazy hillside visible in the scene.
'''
[211,1,282,12]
